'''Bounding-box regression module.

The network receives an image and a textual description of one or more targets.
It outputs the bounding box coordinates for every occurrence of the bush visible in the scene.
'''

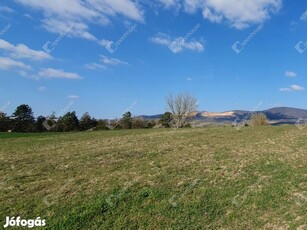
[131,118,147,129]
[131,119,155,129]
[0,113,12,132]
[159,112,173,128]
[120,112,132,129]
[250,113,269,127]
[56,112,79,132]
[80,113,97,131]
[95,120,109,130]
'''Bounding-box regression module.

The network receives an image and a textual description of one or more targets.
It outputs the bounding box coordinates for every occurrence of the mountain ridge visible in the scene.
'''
[139,107,307,125]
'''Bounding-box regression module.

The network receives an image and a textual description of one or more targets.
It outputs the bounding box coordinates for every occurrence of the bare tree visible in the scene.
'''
[167,93,198,128]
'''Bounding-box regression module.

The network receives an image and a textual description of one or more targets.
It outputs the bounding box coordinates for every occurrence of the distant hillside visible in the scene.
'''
[138,114,163,120]
[139,107,307,125]
[264,107,307,119]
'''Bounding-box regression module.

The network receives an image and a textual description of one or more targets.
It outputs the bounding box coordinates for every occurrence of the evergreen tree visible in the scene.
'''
[0,112,12,132]
[35,116,47,132]
[12,104,35,132]
[120,111,132,129]
[79,112,97,131]
[57,112,79,132]
[159,112,173,128]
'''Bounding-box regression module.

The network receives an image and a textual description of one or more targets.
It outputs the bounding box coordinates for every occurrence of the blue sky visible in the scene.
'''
[0,0,306,119]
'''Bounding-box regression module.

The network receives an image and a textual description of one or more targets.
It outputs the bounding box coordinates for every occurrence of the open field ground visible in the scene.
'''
[1,126,306,229]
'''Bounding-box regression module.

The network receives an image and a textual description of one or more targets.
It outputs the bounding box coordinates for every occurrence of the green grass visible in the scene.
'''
[1,126,306,229]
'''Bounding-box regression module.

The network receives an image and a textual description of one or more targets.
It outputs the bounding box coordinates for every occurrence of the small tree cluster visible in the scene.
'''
[159,112,173,128]
[0,112,12,132]
[108,112,155,130]
[12,104,35,132]
[79,112,97,131]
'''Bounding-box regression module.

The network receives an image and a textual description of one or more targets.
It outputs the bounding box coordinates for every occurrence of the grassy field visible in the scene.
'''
[0,126,306,229]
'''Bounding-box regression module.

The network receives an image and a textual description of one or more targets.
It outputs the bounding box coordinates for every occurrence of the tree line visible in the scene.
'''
[0,93,269,133]
[0,104,160,133]
[0,94,201,133]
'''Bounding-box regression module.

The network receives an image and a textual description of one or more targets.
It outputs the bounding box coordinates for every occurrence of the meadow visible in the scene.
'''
[0,126,306,229]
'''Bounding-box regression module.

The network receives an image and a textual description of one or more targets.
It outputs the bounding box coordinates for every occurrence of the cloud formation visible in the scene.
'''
[150,33,204,52]
[157,0,181,10]
[15,0,144,40]
[85,55,128,70]
[301,10,307,21]
[85,63,106,70]
[0,39,51,61]
[38,68,82,79]
[0,57,31,70]
[68,95,79,99]
[279,85,305,92]
[156,0,282,29]
[285,71,297,78]
[0,6,15,13]
[183,0,282,29]
[101,55,128,65]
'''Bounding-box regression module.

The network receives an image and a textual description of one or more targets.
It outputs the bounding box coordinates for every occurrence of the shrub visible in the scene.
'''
[131,118,147,129]
[250,113,269,127]
[95,120,109,130]
[131,119,155,129]
[120,112,132,129]
[159,112,173,128]
[80,113,97,131]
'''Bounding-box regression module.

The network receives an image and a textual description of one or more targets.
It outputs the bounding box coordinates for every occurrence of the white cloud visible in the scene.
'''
[14,0,144,40]
[68,95,79,99]
[182,39,204,52]
[85,63,106,70]
[0,6,15,13]
[301,10,307,21]
[85,56,128,70]
[38,68,82,80]
[88,0,144,22]
[279,85,305,92]
[37,86,47,92]
[183,0,201,13]
[157,0,181,10]
[202,7,223,23]
[183,0,282,29]
[42,19,97,41]
[291,85,305,91]
[150,34,172,45]
[101,55,128,65]
[279,87,290,92]
[158,0,176,8]
[285,71,297,78]
[23,13,33,19]
[0,57,31,70]
[98,39,113,48]
[18,70,30,77]
[11,0,283,35]
[0,39,51,61]
[150,33,204,52]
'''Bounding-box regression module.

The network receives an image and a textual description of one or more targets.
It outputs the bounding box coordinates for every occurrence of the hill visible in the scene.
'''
[139,107,307,125]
